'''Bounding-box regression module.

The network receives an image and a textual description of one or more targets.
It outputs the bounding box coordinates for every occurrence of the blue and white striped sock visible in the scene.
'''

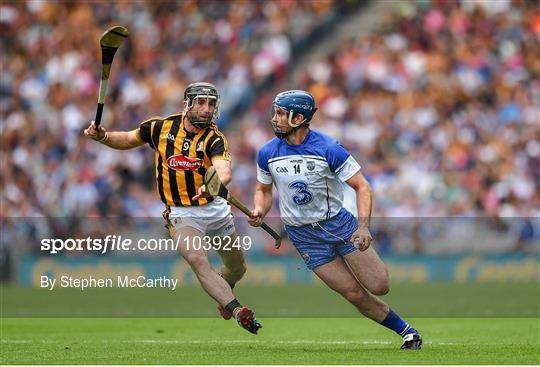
[380,309,418,336]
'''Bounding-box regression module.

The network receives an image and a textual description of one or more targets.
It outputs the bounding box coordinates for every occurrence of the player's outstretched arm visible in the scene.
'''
[84,121,144,150]
[192,158,231,200]
[249,182,273,227]
[346,171,373,251]
[211,158,232,186]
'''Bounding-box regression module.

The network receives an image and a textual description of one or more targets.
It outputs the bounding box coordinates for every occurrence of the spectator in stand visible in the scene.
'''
[2,0,537,254]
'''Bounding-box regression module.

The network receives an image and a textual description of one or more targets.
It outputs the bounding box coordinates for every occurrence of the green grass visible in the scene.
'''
[2,284,539,363]
[1,318,539,364]
[2,283,539,317]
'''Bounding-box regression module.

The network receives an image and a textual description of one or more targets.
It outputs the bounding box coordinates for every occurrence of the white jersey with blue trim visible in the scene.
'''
[256,129,360,227]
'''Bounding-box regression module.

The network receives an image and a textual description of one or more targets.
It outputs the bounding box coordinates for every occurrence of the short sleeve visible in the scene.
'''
[207,134,231,161]
[327,143,361,182]
[335,156,361,182]
[256,149,272,184]
[137,120,155,149]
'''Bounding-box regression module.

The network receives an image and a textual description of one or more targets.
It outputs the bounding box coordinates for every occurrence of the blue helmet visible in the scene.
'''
[272,90,317,124]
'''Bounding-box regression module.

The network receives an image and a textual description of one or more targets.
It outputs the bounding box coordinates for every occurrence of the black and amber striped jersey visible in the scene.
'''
[135,112,230,207]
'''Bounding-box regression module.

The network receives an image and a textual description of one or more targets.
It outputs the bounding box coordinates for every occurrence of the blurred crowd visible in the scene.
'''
[1,0,349,218]
[229,0,540,253]
[1,0,539,254]
[230,0,539,222]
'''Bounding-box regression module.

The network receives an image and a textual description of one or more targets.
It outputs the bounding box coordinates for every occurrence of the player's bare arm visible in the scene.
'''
[346,171,373,251]
[84,121,144,150]
[249,181,273,227]
[212,158,232,186]
[192,158,231,200]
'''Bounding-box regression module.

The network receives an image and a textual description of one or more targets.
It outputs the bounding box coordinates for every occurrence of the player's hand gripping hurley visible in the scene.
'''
[204,167,282,248]
[95,26,129,127]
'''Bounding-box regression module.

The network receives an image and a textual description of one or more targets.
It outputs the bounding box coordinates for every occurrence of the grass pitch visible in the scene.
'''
[1,283,539,364]
[2,283,538,317]
[1,318,539,364]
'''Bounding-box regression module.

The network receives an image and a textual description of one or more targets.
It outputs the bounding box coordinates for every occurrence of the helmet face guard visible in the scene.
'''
[184,82,220,128]
[270,90,317,139]
[270,106,301,139]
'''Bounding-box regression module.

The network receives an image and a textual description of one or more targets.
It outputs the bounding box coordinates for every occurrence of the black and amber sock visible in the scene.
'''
[224,299,242,316]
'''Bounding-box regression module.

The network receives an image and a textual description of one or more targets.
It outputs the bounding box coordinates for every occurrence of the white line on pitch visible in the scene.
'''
[122,339,457,346]
[1,339,456,346]
[122,340,393,345]
[1,340,33,343]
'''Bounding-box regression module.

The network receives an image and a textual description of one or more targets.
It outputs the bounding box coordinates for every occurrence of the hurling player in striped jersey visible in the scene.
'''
[84,82,261,335]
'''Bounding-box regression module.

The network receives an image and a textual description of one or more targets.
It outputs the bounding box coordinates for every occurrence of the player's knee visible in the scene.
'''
[231,262,246,278]
[225,261,246,282]
[366,267,390,295]
[370,280,390,296]
[184,252,210,272]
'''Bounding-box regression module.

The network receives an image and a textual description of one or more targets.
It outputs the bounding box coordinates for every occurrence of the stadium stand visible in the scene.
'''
[1,0,538,255]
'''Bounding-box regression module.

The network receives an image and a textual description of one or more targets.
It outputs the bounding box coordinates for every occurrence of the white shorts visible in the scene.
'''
[167,197,235,237]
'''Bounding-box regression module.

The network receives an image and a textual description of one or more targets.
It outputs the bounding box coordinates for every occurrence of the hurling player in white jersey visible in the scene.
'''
[248,90,422,349]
